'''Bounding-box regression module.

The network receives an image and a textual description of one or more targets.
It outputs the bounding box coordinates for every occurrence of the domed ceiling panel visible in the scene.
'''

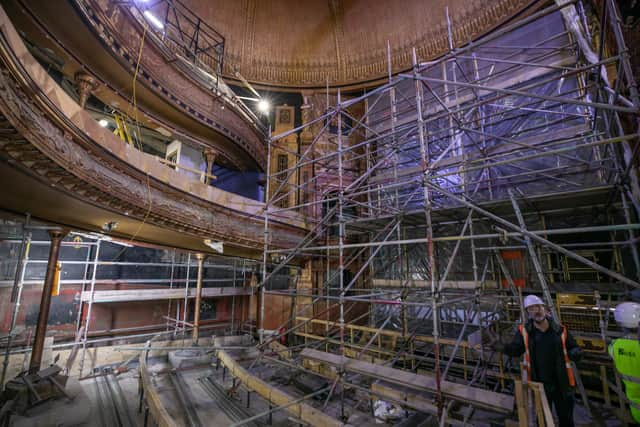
[185,0,538,88]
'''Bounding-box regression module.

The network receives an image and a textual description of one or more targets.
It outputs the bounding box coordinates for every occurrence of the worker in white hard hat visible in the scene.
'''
[488,294,582,427]
[609,302,640,423]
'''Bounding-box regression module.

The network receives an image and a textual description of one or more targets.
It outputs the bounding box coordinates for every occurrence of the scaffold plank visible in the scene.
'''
[372,279,497,289]
[301,348,513,413]
[81,287,252,303]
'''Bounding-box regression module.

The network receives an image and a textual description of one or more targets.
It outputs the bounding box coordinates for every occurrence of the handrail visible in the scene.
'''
[121,1,268,135]
[129,0,225,78]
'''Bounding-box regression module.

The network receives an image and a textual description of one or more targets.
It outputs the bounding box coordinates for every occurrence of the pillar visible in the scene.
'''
[299,92,314,217]
[203,149,218,184]
[29,229,68,372]
[192,253,204,344]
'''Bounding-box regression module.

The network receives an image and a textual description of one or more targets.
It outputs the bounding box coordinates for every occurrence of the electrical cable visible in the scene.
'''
[110,23,152,261]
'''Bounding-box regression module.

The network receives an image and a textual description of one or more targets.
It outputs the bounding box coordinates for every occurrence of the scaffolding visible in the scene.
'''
[257,0,640,423]
[0,225,269,382]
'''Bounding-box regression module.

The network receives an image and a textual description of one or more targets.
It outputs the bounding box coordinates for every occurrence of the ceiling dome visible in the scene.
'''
[183,0,538,89]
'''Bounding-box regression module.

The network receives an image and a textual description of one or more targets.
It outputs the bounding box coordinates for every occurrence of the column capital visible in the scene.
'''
[203,148,219,162]
[74,72,99,109]
[202,149,218,184]
[48,228,69,241]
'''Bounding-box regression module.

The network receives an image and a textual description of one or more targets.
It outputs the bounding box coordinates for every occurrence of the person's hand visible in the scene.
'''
[568,346,582,362]
[485,328,505,352]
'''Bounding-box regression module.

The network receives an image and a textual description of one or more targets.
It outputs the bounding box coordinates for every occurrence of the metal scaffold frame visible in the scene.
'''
[0,225,262,382]
[256,0,640,423]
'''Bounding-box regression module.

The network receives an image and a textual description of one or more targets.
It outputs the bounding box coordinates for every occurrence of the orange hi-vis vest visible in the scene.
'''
[518,324,576,387]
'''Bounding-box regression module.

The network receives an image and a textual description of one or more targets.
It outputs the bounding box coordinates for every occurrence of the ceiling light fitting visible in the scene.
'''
[143,10,164,30]
[203,239,224,253]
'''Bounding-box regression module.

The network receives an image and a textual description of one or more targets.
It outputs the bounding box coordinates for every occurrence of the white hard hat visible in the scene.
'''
[614,302,640,329]
[523,294,545,309]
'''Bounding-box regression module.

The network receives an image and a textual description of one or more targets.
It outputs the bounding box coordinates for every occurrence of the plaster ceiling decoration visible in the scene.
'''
[183,0,539,89]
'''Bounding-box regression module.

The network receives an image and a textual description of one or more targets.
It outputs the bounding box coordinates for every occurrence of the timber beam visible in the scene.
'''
[216,350,344,427]
[301,348,513,414]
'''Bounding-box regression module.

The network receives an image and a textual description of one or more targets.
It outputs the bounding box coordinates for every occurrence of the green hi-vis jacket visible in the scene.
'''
[609,338,640,423]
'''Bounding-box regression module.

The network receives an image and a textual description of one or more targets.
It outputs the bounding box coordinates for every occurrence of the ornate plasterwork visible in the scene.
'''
[199,0,539,88]
[0,52,301,251]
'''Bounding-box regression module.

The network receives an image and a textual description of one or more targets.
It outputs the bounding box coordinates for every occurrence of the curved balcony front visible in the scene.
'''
[0,5,304,258]
[3,0,266,171]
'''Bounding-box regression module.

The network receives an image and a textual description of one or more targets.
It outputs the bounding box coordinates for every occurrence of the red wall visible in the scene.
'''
[0,283,247,345]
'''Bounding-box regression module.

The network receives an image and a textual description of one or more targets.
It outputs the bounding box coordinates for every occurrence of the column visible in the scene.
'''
[203,149,218,184]
[192,253,204,344]
[29,229,68,372]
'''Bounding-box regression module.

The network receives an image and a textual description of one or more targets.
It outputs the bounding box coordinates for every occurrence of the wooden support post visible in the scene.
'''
[514,380,528,427]
[529,382,554,426]
[600,365,611,407]
[532,386,545,427]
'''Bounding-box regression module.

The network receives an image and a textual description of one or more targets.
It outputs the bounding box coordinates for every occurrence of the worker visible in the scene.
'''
[609,302,640,424]
[488,294,582,427]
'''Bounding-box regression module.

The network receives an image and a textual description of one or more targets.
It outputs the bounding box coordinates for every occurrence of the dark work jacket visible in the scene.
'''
[503,318,582,394]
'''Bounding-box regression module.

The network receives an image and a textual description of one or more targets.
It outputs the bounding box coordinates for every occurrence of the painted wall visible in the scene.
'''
[0,283,247,345]
[211,165,263,201]
[261,294,293,331]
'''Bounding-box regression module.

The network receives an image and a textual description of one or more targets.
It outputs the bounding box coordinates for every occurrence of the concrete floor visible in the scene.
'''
[82,370,145,427]
[3,359,631,426]
[9,377,92,427]
[140,353,308,426]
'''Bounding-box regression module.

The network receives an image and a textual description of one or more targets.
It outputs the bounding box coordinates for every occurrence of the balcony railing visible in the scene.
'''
[116,0,268,135]
[126,0,225,79]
